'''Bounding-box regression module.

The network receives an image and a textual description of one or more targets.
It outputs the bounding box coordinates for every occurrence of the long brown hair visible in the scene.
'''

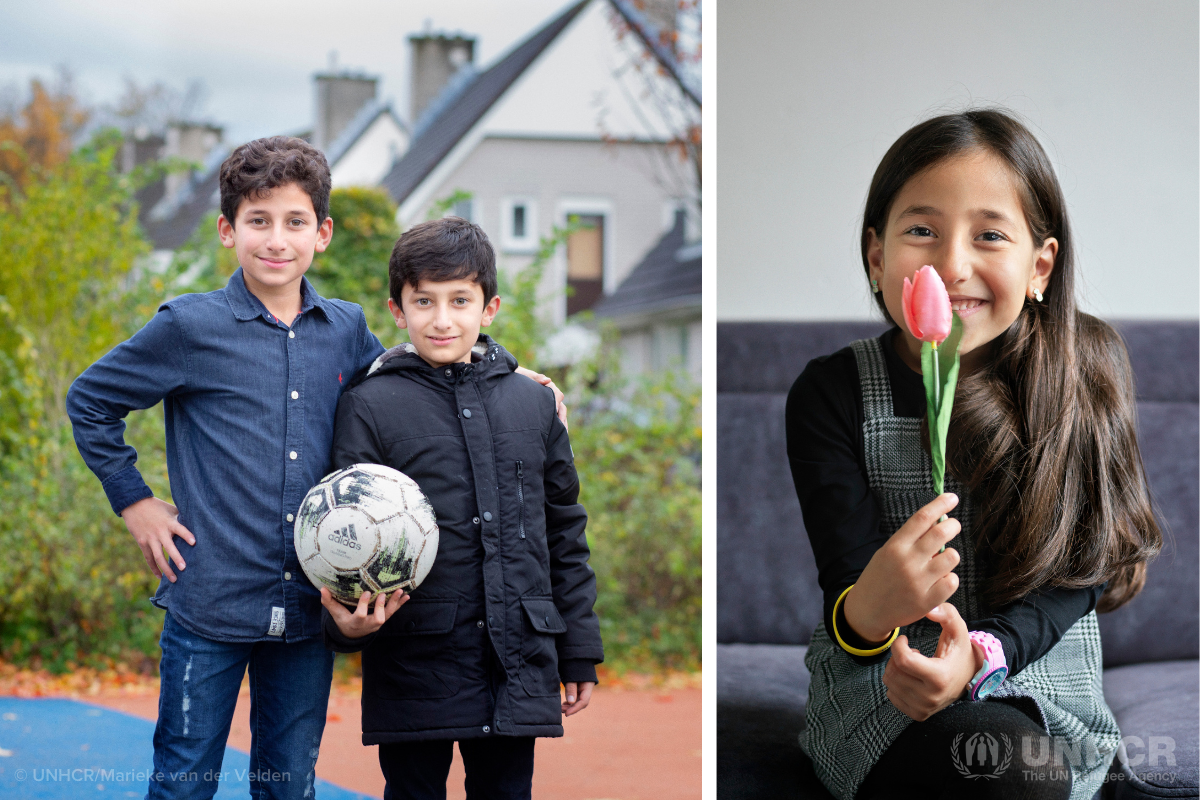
[860,109,1161,612]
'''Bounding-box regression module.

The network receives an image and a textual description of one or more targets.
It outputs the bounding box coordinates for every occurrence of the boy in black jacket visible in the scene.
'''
[320,217,602,800]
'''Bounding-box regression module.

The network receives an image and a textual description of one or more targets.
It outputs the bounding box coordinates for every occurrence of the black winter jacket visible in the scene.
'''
[322,336,603,743]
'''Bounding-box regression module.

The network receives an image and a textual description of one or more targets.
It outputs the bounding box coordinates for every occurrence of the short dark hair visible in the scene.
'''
[388,217,497,306]
[219,136,332,227]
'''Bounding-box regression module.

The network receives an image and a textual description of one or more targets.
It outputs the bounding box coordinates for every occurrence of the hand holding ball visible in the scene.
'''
[294,464,439,605]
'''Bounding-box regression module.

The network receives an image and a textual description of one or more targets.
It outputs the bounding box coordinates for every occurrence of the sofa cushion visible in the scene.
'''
[715,320,1199,399]
[717,643,833,799]
[717,322,889,394]
[717,393,823,644]
[1099,402,1200,666]
[1116,322,1199,403]
[1103,660,1199,799]
[716,643,1123,799]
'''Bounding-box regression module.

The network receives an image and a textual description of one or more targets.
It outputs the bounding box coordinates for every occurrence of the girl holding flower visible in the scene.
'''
[786,109,1161,799]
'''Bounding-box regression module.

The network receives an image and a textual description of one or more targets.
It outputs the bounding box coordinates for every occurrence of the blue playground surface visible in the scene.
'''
[0,697,378,799]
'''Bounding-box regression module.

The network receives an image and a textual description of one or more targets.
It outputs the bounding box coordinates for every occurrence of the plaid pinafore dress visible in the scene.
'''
[799,337,1120,800]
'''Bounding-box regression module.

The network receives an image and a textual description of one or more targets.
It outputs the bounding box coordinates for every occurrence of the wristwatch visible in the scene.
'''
[966,631,1008,700]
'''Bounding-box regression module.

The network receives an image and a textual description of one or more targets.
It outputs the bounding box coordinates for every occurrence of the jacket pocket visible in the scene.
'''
[516,461,526,539]
[518,597,567,697]
[366,599,460,700]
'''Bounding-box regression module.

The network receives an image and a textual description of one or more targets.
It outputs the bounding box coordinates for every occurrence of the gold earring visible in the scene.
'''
[871,279,880,293]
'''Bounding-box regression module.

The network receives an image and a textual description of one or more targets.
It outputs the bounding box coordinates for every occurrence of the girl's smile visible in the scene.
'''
[949,296,985,317]
[866,149,1057,374]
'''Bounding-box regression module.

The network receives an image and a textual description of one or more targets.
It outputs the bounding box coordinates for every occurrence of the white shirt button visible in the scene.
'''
[288,330,295,339]
[291,391,298,399]
[289,451,297,460]
[284,572,292,581]
[286,514,294,522]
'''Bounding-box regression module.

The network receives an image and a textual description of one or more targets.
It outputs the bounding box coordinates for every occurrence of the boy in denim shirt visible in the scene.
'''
[321,218,603,800]
[67,138,560,799]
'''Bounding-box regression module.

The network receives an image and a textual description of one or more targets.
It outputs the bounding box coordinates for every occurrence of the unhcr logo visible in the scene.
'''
[327,523,363,550]
[951,732,1013,779]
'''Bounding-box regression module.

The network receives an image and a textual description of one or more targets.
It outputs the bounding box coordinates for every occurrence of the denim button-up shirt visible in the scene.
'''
[66,269,384,642]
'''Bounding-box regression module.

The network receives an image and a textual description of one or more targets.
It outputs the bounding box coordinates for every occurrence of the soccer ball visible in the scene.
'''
[293,463,439,605]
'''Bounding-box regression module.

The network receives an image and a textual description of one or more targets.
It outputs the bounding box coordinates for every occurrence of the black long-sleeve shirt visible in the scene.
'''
[785,329,1104,673]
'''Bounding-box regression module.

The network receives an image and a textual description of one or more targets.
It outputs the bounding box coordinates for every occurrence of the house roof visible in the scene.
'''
[142,146,227,250]
[324,99,407,168]
[607,0,701,106]
[140,104,402,250]
[592,210,700,319]
[380,0,590,205]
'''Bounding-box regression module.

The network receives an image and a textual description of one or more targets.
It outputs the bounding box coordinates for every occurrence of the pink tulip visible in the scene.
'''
[901,266,952,344]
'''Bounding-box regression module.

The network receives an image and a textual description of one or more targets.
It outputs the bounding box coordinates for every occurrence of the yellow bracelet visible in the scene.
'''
[831,584,899,656]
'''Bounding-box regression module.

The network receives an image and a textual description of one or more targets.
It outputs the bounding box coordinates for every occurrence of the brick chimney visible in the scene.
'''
[408,32,475,123]
[163,122,222,200]
[313,72,378,151]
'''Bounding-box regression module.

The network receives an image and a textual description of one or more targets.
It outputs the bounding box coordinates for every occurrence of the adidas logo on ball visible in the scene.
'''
[327,524,363,550]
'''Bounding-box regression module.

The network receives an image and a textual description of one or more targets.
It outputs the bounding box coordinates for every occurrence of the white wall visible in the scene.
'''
[411,136,680,326]
[330,114,409,188]
[716,0,1198,321]
[485,0,691,143]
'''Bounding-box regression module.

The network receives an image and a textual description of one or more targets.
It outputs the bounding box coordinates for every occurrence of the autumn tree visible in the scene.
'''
[606,0,702,212]
[0,74,89,201]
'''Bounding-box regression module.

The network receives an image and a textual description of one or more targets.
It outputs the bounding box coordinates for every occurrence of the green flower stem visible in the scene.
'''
[932,341,940,412]
[920,316,964,556]
[934,342,943,552]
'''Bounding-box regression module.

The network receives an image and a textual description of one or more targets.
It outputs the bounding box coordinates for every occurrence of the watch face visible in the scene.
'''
[977,667,1008,697]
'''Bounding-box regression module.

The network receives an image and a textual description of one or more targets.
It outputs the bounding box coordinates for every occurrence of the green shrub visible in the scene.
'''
[570,364,701,671]
[0,131,169,671]
[0,169,700,676]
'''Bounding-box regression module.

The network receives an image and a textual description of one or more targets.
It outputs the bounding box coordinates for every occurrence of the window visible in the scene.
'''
[566,213,604,316]
[652,324,689,371]
[500,197,537,252]
[451,198,474,222]
[513,204,526,238]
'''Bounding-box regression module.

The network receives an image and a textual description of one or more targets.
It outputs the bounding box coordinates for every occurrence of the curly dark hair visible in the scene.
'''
[218,136,331,226]
[389,217,497,307]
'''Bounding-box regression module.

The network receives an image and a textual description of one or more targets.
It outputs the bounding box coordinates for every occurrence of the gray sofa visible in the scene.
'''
[717,321,1199,800]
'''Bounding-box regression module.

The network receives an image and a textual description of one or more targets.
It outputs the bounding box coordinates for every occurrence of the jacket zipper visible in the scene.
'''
[516,461,526,539]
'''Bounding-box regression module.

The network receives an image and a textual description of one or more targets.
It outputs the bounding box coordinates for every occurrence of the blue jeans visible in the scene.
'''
[148,612,334,800]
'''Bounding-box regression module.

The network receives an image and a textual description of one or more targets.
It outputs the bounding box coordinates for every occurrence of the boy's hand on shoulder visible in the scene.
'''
[561,681,594,716]
[515,366,568,430]
[321,586,408,639]
[120,497,196,583]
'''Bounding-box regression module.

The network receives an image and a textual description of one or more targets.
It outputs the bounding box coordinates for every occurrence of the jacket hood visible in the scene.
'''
[350,334,518,391]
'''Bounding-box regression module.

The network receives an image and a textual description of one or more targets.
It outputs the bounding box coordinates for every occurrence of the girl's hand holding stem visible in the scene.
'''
[843,493,962,642]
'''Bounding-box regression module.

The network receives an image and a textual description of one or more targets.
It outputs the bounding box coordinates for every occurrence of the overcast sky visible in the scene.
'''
[0,0,575,143]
